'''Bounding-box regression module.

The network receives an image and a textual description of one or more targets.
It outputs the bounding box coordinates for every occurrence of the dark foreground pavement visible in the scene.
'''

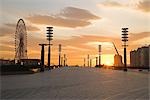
[0,67,149,100]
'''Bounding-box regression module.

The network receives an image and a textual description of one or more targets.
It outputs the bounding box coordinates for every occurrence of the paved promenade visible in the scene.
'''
[1,67,149,100]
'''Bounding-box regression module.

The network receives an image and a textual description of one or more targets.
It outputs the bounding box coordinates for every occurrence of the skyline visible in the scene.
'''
[0,0,150,66]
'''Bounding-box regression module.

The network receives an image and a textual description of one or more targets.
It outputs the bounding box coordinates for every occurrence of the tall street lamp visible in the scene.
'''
[84,58,86,67]
[64,54,66,67]
[59,44,61,67]
[46,27,53,70]
[98,45,101,67]
[87,54,90,67]
[122,28,128,72]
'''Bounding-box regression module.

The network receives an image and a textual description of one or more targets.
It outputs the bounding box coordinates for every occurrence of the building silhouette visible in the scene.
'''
[114,54,123,67]
[112,42,123,67]
[130,45,150,68]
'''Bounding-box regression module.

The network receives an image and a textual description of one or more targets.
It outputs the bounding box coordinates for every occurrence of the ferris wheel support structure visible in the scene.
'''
[15,19,28,61]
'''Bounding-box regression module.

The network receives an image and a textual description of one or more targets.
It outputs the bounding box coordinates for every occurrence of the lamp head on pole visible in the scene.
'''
[121,28,128,47]
[46,27,53,42]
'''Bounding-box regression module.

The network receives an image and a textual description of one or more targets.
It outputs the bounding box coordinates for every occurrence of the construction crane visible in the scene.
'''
[112,42,119,55]
[112,42,123,67]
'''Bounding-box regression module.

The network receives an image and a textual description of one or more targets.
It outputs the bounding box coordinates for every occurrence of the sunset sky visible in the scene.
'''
[0,0,150,66]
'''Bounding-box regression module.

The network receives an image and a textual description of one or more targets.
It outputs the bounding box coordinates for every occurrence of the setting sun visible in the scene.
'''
[105,61,113,66]
[101,54,114,66]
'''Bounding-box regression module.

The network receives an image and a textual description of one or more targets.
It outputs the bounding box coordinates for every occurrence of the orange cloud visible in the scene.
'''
[59,7,100,20]
[0,23,40,37]
[129,32,150,49]
[0,45,14,52]
[99,0,123,7]
[0,27,14,37]
[137,0,150,12]
[98,0,150,13]
[26,7,100,28]
[130,32,150,41]
[5,23,40,32]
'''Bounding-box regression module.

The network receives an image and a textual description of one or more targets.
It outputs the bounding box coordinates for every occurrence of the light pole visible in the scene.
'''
[122,28,128,72]
[98,45,101,67]
[59,44,61,67]
[84,58,86,67]
[90,57,98,67]
[39,44,48,71]
[90,59,92,67]
[61,57,63,66]
[64,54,66,67]
[96,57,98,66]
[87,54,90,67]
[46,27,53,70]
[66,56,67,66]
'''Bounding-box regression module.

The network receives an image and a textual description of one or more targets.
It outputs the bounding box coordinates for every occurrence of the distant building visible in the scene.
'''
[20,59,41,66]
[140,46,149,67]
[0,59,14,65]
[0,59,41,67]
[114,54,123,67]
[130,50,136,67]
[130,45,150,68]
[149,45,150,67]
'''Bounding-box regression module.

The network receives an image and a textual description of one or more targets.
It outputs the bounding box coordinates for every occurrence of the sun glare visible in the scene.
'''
[105,61,113,66]
[101,54,114,66]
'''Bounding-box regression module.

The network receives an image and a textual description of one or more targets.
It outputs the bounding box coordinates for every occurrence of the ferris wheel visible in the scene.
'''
[15,19,27,60]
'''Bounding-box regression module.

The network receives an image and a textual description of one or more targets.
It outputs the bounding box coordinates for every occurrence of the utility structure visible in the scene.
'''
[64,54,66,66]
[61,57,63,66]
[58,44,62,67]
[66,56,67,66]
[90,57,98,67]
[87,54,90,67]
[112,42,123,67]
[39,44,48,71]
[84,58,86,67]
[46,27,53,69]
[122,28,129,71]
[39,44,48,66]
[90,58,92,67]
[96,57,98,66]
[98,45,101,67]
